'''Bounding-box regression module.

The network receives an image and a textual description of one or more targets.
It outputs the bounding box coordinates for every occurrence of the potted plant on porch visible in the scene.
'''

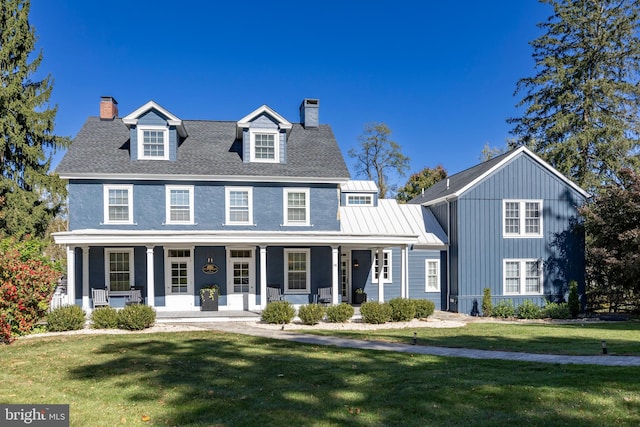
[353,287,367,304]
[200,284,220,311]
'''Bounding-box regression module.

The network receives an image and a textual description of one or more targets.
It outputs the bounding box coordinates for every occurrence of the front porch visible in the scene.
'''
[156,310,262,323]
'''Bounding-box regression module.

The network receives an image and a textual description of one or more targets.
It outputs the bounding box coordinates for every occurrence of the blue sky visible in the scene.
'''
[31,1,549,187]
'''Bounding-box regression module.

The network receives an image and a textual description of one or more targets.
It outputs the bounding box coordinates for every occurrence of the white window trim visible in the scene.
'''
[249,129,279,163]
[137,126,169,160]
[225,186,254,225]
[103,184,134,224]
[226,247,255,295]
[503,258,543,295]
[503,199,543,238]
[283,188,311,226]
[425,259,440,292]
[104,248,134,295]
[165,185,195,225]
[164,247,194,295]
[346,194,373,206]
[372,249,392,283]
[284,248,311,294]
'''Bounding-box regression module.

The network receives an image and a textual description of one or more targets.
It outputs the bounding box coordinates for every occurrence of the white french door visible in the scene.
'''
[164,248,194,310]
[340,251,351,303]
[227,248,255,310]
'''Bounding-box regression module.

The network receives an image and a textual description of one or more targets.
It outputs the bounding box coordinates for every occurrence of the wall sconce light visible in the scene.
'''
[353,259,359,269]
[207,257,214,264]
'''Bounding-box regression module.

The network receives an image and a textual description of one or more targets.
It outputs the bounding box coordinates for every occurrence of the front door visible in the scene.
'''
[340,251,351,303]
[165,248,194,310]
[227,249,255,310]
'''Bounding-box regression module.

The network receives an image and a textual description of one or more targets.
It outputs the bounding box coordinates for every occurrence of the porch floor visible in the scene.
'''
[156,310,261,323]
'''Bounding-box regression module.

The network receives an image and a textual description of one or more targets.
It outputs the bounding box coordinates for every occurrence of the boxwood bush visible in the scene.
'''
[388,298,416,322]
[326,303,354,323]
[47,305,86,332]
[360,301,392,324]
[542,302,570,319]
[117,304,156,330]
[413,299,435,318]
[298,304,326,325]
[91,306,119,329]
[261,301,295,324]
[516,300,542,319]
[492,300,515,318]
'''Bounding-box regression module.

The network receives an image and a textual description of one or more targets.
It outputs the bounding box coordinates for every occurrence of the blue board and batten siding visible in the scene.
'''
[450,154,586,314]
[68,181,340,231]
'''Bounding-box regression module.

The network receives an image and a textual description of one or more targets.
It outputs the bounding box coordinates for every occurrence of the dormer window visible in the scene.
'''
[250,130,279,163]
[138,127,168,160]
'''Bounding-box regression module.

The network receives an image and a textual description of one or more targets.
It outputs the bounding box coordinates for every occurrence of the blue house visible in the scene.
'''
[410,147,589,314]
[54,97,587,315]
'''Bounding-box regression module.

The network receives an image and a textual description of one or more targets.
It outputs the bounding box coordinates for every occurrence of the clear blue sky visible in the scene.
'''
[30,1,550,187]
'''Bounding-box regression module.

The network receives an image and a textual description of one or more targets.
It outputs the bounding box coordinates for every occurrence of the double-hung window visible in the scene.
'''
[105,249,134,294]
[503,200,543,237]
[373,250,392,283]
[425,259,440,292]
[283,188,310,226]
[104,184,133,224]
[503,259,543,295]
[138,127,169,160]
[284,249,310,293]
[225,187,253,225]
[250,130,279,163]
[166,185,194,224]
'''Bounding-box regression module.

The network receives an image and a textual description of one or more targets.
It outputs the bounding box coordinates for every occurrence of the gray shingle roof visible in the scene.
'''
[56,117,351,180]
[408,149,514,204]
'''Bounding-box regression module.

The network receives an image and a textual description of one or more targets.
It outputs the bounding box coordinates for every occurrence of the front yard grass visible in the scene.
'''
[302,320,640,355]
[1,331,639,426]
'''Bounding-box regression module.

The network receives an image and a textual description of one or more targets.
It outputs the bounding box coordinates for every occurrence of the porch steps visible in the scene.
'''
[156,310,261,323]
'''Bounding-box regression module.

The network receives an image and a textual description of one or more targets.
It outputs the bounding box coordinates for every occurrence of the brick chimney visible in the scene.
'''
[299,98,319,128]
[100,96,118,120]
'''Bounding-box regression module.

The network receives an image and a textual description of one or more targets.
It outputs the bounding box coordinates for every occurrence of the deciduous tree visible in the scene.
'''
[0,0,69,238]
[509,0,640,191]
[349,122,410,199]
[396,165,447,203]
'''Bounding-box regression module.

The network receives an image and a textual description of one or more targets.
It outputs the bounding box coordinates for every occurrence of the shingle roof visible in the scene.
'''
[56,117,351,180]
[408,149,512,205]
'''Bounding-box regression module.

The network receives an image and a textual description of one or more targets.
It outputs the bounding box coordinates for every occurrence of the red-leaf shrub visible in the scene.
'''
[0,242,59,343]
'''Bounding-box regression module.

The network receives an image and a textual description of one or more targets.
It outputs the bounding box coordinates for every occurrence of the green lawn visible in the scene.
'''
[301,320,640,355]
[1,331,639,426]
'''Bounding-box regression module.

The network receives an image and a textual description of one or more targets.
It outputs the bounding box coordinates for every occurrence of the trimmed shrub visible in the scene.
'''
[117,304,156,330]
[482,288,493,317]
[388,298,416,322]
[91,306,119,329]
[326,303,354,323]
[261,301,295,324]
[360,301,392,324]
[298,304,326,325]
[492,300,515,318]
[542,302,570,319]
[568,280,580,317]
[413,299,435,319]
[516,300,542,319]
[47,305,86,332]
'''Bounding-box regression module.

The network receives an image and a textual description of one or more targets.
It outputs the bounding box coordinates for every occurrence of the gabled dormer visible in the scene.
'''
[340,180,379,206]
[236,104,292,164]
[121,100,187,161]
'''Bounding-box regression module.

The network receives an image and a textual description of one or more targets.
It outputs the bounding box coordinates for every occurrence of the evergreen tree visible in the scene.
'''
[0,0,69,238]
[396,165,447,203]
[349,122,410,199]
[509,0,640,191]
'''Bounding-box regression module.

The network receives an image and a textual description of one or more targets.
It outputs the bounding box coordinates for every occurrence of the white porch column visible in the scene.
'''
[377,247,384,302]
[259,246,267,309]
[331,246,339,305]
[66,246,76,305]
[81,246,90,311]
[401,245,407,299]
[146,246,155,307]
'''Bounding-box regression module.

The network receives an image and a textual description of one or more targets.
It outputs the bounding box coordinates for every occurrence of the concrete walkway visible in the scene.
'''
[187,321,640,367]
